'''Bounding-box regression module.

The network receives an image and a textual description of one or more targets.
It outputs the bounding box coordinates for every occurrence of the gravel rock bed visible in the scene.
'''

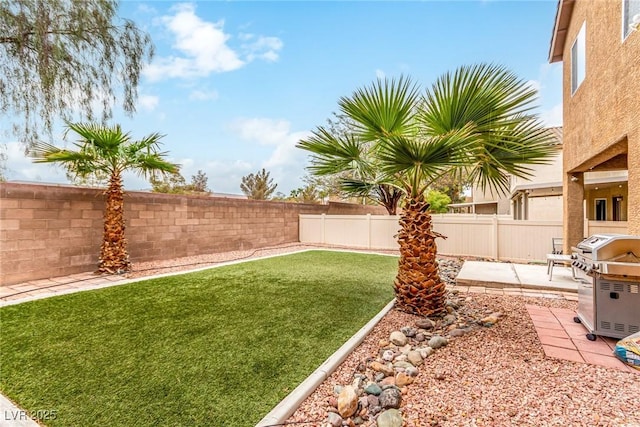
[285,271,639,426]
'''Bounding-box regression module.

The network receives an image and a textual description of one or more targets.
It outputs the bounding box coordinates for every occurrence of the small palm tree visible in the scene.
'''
[30,122,179,274]
[299,64,556,316]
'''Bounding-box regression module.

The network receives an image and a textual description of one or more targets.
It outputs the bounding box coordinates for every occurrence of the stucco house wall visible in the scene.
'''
[551,0,640,246]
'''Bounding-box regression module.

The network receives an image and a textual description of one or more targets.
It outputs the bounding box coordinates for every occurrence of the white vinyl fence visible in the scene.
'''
[299,214,629,263]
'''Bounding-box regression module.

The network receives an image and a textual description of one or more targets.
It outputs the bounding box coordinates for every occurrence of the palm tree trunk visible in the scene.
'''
[98,172,131,273]
[394,198,447,317]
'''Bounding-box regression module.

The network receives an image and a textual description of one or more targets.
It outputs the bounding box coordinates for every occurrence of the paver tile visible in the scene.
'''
[532,320,565,331]
[2,292,35,301]
[623,364,640,374]
[573,339,615,356]
[538,335,576,349]
[49,276,75,284]
[550,307,576,315]
[91,280,114,286]
[10,283,39,291]
[554,315,579,326]
[551,311,578,322]
[529,313,556,322]
[27,279,58,287]
[563,324,591,338]
[525,305,551,313]
[602,337,618,350]
[542,345,584,363]
[28,289,55,296]
[580,352,629,371]
[0,288,17,297]
[102,275,126,282]
[539,292,563,299]
[50,285,78,292]
[522,291,547,298]
[536,327,570,339]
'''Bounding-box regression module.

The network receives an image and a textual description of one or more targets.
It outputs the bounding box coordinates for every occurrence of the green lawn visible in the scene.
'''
[0,250,397,426]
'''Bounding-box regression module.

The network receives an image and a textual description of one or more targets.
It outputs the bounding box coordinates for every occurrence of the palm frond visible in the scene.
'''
[338,76,420,141]
[419,63,556,196]
[377,127,476,197]
[420,64,539,135]
[125,151,179,177]
[31,122,178,182]
[340,179,377,197]
[65,121,130,153]
[297,126,374,177]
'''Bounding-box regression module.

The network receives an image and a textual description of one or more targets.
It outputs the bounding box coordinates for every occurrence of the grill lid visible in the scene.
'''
[575,234,640,261]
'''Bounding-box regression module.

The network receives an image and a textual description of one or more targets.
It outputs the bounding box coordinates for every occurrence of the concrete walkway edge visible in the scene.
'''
[255,299,396,427]
[0,394,40,427]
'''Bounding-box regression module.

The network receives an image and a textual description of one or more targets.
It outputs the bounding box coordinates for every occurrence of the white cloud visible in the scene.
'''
[189,90,219,101]
[242,36,283,62]
[138,94,159,111]
[228,118,293,145]
[375,69,386,79]
[531,62,563,128]
[227,117,311,193]
[3,142,68,184]
[540,103,563,127]
[262,129,309,172]
[144,3,282,82]
[144,3,244,81]
[69,88,112,116]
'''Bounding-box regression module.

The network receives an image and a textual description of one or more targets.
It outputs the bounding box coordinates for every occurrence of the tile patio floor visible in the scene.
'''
[525,304,638,374]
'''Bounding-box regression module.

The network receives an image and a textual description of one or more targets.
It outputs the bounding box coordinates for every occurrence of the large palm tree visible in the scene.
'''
[298,64,556,316]
[30,122,178,274]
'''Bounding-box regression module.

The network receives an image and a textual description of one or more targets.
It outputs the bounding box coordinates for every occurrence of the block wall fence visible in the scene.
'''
[0,182,385,286]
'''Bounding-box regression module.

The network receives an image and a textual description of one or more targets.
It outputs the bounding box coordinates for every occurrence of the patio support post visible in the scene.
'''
[628,132,639,235]
[564,171,584,253]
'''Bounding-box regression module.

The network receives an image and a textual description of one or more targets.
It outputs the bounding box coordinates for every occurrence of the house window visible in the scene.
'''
[595,198,607,221]
[623,0,640,39]
[571,22,586,94]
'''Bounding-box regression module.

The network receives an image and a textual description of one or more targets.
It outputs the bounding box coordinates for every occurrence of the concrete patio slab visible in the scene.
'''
[456,261,579,293]
[456,261,520,287]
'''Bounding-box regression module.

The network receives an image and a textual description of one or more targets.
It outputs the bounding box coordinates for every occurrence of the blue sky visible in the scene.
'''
[4,0,564,195]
